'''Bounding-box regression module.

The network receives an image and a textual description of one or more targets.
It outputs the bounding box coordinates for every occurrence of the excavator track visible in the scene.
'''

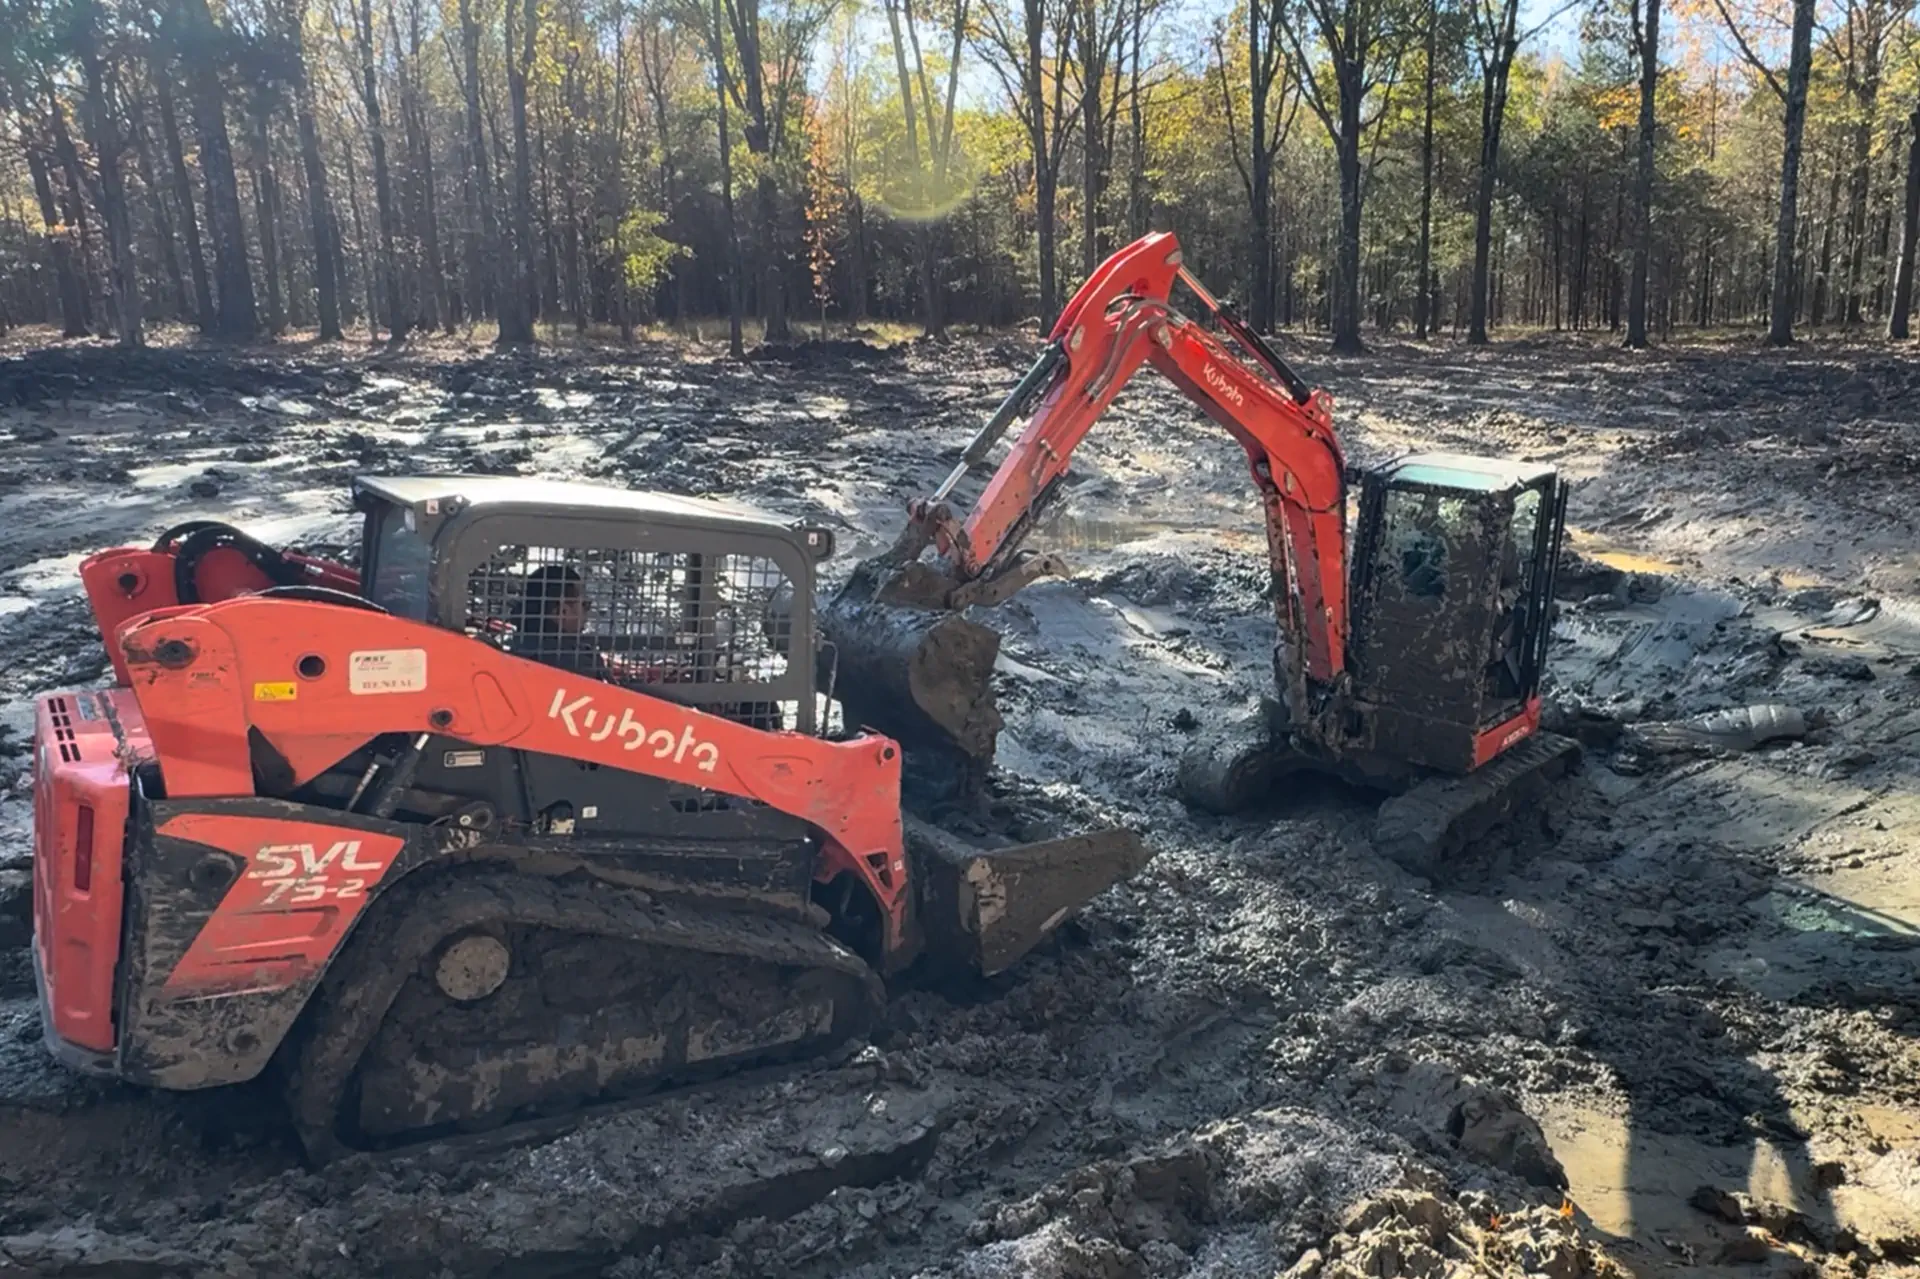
[282,866,883,1163]
[1371,731,1581,877]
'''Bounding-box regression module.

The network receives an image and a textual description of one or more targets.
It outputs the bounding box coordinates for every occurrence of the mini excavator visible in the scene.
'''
[820,231,1579,870]
[31,482,1148,1162]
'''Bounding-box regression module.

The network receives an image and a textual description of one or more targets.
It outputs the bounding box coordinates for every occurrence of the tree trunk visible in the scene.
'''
[1331,74,1364,354]
[250,109,285,335]
[1078,0,1106,279]
[1469,29,1516,345]
[459,0,496,327]
[178,0,258,338]
[1127,0,1145,238]
[1813,153,1842,325]
[354,0,405,340]
[1841,42,1881,326]
[72,54,142,341]
[1416,0,1436,338]
[342,129,378,336]
[153,72,213,329]
[45,95,103,333]
[17,109,91,336]
[287,44,340,336]
[127,89,190,320]
[498,0,537,344]
[883,0,939,336]
[756,174,789,339]
[1246,1,1276,332]
[1889,103,1920,339]
[1767,0,1813,344]
[1625,0,1659,349]
[402,0,448,331]
[712,0,744,356]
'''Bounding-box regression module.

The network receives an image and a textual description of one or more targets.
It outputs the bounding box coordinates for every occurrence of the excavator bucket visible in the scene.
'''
[820,555,1005,793]
[905,816,1151,977]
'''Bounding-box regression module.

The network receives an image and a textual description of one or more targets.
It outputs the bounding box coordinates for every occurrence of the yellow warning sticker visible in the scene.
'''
[253,682,298,702]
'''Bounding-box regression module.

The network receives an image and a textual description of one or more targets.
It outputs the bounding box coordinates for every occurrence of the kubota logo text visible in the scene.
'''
[549,688,721,773]
[1203,362,1245,407]
[249,840,389,904]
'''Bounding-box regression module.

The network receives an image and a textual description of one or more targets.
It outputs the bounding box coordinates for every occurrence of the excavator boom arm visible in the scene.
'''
[918,232,1349,685]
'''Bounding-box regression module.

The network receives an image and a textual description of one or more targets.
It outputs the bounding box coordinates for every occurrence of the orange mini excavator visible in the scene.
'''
[820,231,1578,869]
[31,482,1147,1161]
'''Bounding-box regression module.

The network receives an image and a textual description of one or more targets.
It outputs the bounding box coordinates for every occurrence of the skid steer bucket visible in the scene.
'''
[905,816,1152,976]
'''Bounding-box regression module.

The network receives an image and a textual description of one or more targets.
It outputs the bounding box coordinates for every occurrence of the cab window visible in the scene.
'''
[365,505,432,620]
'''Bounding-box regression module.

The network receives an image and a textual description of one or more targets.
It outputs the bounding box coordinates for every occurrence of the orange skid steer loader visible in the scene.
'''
[32,479,1148,1161]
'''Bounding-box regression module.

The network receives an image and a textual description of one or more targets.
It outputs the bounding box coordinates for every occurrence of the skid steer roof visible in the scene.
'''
[1381,453,1555,494]
[352,474,799,535]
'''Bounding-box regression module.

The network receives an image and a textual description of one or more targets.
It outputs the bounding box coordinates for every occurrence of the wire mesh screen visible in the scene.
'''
[465,543,800,728]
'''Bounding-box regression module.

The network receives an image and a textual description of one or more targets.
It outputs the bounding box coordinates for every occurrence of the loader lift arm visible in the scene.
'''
[902,233,1351,696]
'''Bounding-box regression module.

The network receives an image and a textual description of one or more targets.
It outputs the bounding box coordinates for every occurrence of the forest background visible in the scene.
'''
[0,0,1914,356]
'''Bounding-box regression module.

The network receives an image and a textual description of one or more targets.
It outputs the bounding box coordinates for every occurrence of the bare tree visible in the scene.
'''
[175,0,259,338]
[454,0,496,329]
[1280,0,1413,353]
[702,0,746,354]
[1891,98,1919,337]
[1465,0,1572,343]
[73,0,141,345]
[976,0,1079,328]
[152,65,213,328]
[1212,0,1297,332]
[1835,0,1892,325]
[1710,0,1815,344]
[500,0,536,343]
[1623,0,1659,348]
[2,69,89,335]
[1413,0,1448,337]
[275,0,342,338]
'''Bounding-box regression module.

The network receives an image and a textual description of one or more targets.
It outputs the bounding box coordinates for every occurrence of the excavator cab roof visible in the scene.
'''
[1378,453,1556,495]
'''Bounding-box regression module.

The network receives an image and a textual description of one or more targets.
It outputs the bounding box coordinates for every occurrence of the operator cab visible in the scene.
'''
[1348,453,1567,774]
[265,477,850,883]
[352,476,835,732]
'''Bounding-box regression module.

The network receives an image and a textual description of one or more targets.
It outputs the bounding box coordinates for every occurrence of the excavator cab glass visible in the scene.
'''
[1348,454,1567,774]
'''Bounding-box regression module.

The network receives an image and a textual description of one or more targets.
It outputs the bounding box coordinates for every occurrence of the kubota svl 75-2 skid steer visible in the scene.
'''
[31,478,1147,1161]
[821,232,1579,870]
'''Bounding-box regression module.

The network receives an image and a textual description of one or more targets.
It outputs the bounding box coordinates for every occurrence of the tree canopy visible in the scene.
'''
[0,0,1915,347]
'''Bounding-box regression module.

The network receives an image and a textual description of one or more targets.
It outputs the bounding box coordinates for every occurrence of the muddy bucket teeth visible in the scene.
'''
[906,816,1152,977]
[1372,731,1581,876]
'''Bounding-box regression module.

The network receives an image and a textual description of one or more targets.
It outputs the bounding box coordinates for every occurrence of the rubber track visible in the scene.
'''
[1372,731,1581,876]
[283,869,884,1163]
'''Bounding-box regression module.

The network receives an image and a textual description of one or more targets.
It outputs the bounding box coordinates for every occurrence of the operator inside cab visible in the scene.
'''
[510,565,609,678]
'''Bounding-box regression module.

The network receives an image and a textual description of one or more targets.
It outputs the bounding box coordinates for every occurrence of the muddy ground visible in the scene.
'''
[0,328,1915,1279]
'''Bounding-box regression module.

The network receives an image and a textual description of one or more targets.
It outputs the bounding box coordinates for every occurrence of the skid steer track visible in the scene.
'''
[282,867,883,1163]
[1371,731,1581,877]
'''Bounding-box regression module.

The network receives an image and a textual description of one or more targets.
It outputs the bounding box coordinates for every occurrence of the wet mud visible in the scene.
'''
[1,331,1917,1277]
